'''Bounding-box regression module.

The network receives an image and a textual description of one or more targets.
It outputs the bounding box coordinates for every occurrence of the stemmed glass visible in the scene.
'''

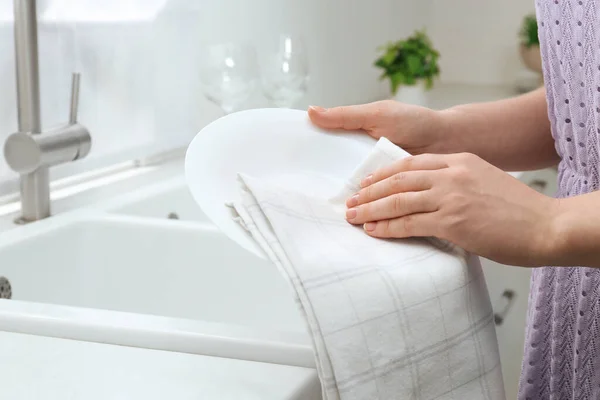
[199,43,259,114]
[261,35,309,108]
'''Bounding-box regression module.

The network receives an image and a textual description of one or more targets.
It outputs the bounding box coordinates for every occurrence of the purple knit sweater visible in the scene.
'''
[518,1,600,399]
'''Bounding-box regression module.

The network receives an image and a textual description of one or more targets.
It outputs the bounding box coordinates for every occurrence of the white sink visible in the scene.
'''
[0,211,313,368]
[101,176,209,223]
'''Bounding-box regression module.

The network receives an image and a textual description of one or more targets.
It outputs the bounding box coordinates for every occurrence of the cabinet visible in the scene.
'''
[482,167,558,399]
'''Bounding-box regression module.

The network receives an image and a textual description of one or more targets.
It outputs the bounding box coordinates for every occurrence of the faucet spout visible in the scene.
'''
[13,0,49,222]
[14,0,41,135]
[5,0,92,223]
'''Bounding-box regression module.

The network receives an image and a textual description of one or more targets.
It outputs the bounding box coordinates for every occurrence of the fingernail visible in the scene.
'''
[346,194,359,208]
[309,105,327,113]
[360,175,373,188]
[364,222,377,232]
[346,208,357,220]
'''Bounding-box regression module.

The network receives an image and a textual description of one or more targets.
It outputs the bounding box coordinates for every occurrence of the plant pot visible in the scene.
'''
[519,44,542,74]
[394,81,428,106]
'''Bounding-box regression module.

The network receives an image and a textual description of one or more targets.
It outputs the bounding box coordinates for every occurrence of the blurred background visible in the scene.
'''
[0,1,545,397]
[0,0,540,195]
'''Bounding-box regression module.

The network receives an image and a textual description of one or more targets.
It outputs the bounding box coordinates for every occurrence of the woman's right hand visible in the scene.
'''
[308,100,446,155]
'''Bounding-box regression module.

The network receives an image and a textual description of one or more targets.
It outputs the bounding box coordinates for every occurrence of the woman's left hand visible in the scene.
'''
[345,152,559,266]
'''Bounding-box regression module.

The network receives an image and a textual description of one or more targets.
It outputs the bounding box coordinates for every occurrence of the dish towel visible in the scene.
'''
[231,138,505,400]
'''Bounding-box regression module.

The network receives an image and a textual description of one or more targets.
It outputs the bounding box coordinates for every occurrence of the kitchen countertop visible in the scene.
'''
[0,331,320,400]
[0,158,184,233]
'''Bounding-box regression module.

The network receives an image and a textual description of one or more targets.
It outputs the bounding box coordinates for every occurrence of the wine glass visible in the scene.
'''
[261,35,309,108]
[199,43,259,114]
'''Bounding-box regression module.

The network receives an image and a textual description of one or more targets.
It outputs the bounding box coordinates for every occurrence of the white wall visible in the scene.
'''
[428,0,536,85]
[0,0,429,195]
[0,0,536,194]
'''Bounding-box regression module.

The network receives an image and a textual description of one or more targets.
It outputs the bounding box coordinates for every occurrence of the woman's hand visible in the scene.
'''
[308,101,446,155]
[309,89,559,171]
[344,152,560,267]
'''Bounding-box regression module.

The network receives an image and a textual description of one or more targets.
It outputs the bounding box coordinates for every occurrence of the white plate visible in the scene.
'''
[185,108,376,258]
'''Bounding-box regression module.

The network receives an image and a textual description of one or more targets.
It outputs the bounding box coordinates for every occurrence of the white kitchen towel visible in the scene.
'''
[231,137,505,400]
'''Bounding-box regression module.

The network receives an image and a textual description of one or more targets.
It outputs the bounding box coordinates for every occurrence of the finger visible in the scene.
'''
[308,103,379,130]
[363,212,439,238]
[346,191,437,224]
[361,154,449,187]
[347,170,435,207]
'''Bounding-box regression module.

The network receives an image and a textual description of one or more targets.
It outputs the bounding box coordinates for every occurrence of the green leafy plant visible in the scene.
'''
[519,14,539,48]
[374,30,440,95]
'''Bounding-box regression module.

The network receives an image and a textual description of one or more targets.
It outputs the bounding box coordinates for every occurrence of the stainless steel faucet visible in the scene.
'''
[3,0,92,223]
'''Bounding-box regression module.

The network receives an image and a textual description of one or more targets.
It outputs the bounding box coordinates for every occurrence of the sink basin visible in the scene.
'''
[102,177,209,223]
[1,214,300,329]
[0,211,312,367]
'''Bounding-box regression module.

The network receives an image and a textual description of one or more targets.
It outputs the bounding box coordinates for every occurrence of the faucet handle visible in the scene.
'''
[69,72,81,124]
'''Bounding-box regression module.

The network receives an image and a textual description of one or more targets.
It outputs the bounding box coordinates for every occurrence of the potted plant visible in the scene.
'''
[374,30,440,106]
[519,14,542,74]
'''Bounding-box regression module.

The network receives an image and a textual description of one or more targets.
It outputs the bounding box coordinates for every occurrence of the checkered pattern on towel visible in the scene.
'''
[231,138,505,400]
